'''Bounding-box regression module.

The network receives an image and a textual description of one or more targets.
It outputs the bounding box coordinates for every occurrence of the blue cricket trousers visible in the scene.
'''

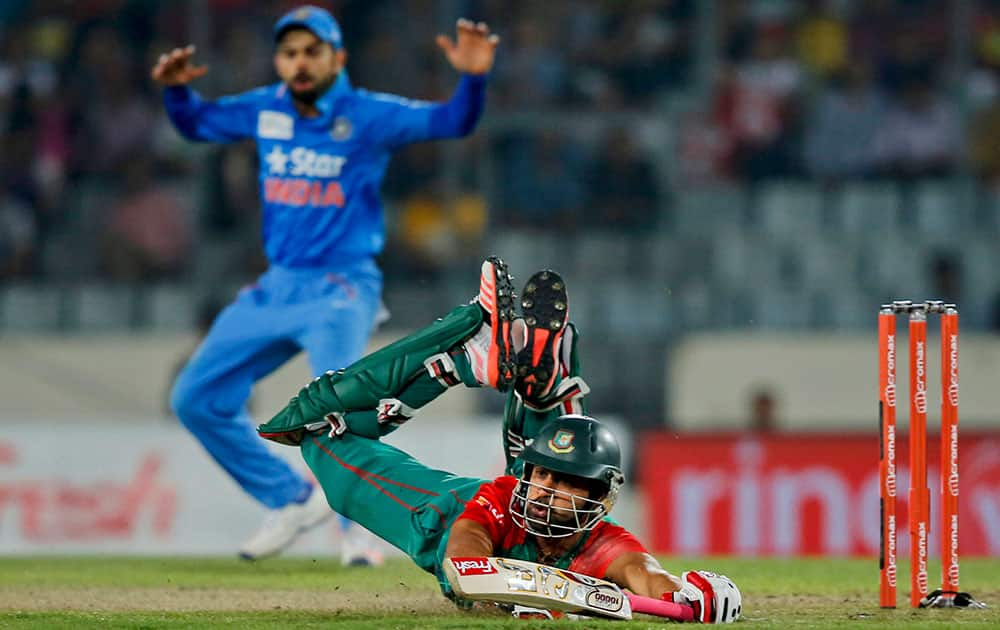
[170,259,382,508]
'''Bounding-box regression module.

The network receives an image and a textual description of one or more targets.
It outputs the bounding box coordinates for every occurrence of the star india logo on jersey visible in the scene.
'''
[548,430,575,454]
[265,146,347,177]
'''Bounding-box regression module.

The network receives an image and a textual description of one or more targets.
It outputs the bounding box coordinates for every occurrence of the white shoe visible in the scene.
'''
[339,522,385,567]
[238,485,332,560]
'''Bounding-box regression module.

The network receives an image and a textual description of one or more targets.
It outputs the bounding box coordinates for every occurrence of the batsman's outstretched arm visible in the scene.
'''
[607,556,745,624]
[443,518,495,560]
[604,551,682,598]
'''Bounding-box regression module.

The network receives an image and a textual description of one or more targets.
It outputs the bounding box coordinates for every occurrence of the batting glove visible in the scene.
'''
[663,570,742,623]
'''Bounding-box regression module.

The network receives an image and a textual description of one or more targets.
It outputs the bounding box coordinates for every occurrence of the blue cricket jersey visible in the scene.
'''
[163,73,487,268]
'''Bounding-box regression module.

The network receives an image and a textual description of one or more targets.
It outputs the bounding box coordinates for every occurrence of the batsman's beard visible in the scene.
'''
[511,479,607,538]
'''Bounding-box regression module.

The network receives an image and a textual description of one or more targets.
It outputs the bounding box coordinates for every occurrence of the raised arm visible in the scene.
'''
[151,44,208,86]
[435,18,499,76]
[366,19,499,148]
[427,19,498,138]
[151,45,255,142]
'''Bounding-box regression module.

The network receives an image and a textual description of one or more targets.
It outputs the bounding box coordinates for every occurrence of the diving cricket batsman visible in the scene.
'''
[258,257,743,623]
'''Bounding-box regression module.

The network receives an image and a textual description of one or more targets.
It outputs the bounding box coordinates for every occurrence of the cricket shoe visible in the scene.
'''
[514,320,589,412]
[514,269,569,403]
[238,484,332,561]
[466,256,517,391]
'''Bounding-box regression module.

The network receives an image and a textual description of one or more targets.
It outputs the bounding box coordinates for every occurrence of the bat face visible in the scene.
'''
[444,556,631,620]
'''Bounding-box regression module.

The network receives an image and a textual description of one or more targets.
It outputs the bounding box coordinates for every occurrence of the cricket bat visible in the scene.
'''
[444,556,694,622]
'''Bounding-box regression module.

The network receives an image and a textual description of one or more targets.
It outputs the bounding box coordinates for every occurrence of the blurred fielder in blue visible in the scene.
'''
[151,5,498,564]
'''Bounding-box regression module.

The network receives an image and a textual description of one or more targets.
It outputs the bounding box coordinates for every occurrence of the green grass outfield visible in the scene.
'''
[0,556,996,628]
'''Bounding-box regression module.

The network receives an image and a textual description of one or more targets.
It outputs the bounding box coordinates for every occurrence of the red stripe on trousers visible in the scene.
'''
[310,437,445,520]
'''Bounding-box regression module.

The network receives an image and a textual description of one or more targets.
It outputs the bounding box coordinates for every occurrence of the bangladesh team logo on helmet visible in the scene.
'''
[548,429,575,453]
[510,414,625,538]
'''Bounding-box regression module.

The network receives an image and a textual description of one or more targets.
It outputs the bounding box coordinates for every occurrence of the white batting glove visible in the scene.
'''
[674,570,742,623]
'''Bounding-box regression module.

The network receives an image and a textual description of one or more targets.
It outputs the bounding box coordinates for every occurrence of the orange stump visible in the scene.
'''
[939,308,960,598]
[908,309,929,608]
[878,307,897,608]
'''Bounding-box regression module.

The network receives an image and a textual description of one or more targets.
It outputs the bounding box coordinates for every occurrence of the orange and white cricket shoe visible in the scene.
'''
[514,269,569,402]
[466,256,517,391]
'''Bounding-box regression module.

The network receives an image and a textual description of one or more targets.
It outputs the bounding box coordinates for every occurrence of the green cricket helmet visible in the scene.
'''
[510,414,625,538]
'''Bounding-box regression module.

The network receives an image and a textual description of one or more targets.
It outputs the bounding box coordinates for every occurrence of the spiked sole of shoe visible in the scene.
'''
[487,256,517,391]
[515,269,568,400]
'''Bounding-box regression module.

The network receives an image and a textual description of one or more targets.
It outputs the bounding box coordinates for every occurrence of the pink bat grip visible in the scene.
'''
[627,593,695,622]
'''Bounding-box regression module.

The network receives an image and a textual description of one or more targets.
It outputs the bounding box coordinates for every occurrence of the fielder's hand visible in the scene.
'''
[151,44,208,86]
[436,18,499,75]
[665,570,742,623]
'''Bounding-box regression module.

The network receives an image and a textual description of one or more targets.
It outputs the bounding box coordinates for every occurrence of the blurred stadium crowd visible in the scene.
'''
[0,0,998,423]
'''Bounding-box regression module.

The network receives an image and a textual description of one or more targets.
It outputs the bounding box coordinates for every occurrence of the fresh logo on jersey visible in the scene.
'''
[331,116,352,141]
[265,146,347,177]
[451,557,497,576]
[548,430,575,454]
[258,111,293,139]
